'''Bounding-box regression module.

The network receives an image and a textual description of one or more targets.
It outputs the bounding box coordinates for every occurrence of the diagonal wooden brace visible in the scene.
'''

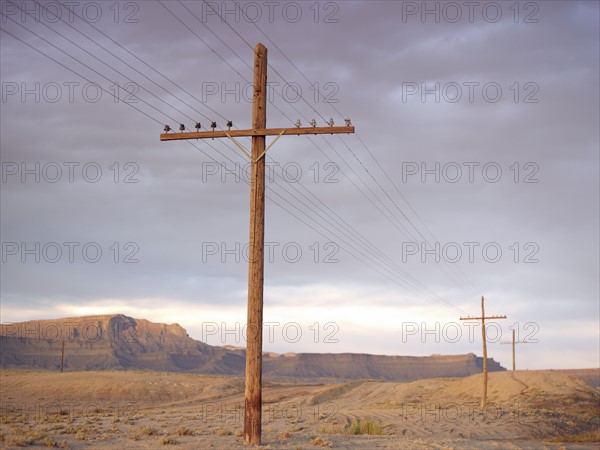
[225,129,286,163]
[255,129,286,162]
[225,132,252,160]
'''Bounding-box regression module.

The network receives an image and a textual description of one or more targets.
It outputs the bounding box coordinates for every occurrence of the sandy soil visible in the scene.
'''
[1,369,598,449]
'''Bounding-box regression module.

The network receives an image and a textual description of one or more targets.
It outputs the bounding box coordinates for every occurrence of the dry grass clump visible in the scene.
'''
[42,437,58,447]
[160,435,179,445]
[128,424,159,441]
[277,429,292,439]
[173,425,194,436]
[311,436,332,447]
[137,425,159,436]
[347,419,384,435]
[4,434,34,447]
[60,425,77,434]
[1,413,29,424]
[214,426,232,435]
[2,426,49,446]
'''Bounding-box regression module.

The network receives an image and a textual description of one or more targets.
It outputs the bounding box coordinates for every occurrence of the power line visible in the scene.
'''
[6,2,200,127]
[2,10,467,314]
[237,11,481,297]
[0,19,170,126]
[52,0,229,122]
[152,2,471,312]
[31,0,217,124]
[197,0,327,122]
[168,3,431,246]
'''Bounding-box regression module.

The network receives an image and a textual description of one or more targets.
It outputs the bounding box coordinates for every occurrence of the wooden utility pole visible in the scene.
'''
[500,328,530,371]
[460,296,507,407]
[510,329,515,371]
[60,338,64,373]
[244,41,267,446]
[159,43,354,446]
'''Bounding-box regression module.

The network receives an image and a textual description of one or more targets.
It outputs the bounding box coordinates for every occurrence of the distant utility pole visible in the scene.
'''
[500,328,530,371]
[159,43,354,446]
[460,296,507,407]
[60,338,64,373]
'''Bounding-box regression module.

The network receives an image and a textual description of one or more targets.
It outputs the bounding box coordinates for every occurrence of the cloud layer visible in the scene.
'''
[1,1,598,369]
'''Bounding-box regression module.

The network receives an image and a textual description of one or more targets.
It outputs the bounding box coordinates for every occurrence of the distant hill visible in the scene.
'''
[0,314,505,381]
[549,368,600,387]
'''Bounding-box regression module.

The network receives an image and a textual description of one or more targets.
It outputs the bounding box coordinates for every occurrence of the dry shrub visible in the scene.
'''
[5,434,34,447]
[278,430,292,439]
[174,425,194,436]
[347,419,383,435]
[42,437,58,447]
[160,436,179,445]
[311,436,332,447]
[137,425,158,436]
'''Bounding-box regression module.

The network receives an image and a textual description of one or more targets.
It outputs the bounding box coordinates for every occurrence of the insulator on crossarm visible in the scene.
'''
[226,121,233,130]
[345,118,352,126]
[179,124,185,132]
[326,118,334,127]
[310,119,317,127]
[295,119,301,128]
[195,122,201,131]
[164,125,171,133]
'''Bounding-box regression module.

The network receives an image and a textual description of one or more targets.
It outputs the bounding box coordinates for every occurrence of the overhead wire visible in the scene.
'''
[150,0,471,311]
[185,1,476,305]
[179,1,441,246]
[1,5,468,313]
[240,7,480,298]
[159,1,467,307]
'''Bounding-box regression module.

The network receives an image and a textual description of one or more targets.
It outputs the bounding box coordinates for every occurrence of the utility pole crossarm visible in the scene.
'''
[160,126,355,141]
[459,315,507,320]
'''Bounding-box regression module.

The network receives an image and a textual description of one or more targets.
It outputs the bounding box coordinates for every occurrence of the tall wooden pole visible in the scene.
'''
[60,338,64,373]
[158,43,354,445]
[480,296,488,407]
[512,329,516,371]
[244,43,267,446]
[500,327,530,371]
[460,296,506,408]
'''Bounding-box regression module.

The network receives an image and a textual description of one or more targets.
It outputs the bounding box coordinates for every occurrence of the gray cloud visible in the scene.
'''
[1,1,598,369]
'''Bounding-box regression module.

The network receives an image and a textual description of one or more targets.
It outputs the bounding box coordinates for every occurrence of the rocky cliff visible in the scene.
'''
[0,314,504,381]
[262,352,502,381]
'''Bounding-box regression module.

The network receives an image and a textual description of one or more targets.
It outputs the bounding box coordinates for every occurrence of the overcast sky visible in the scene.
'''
[1,0,598,370]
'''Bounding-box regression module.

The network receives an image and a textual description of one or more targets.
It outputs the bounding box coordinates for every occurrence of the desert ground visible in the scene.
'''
[1,369,598,449]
